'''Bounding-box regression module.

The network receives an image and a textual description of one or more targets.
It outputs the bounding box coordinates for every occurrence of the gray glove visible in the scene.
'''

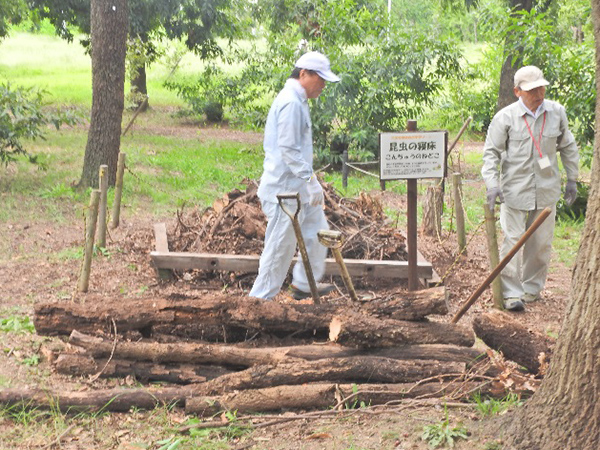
[564,180,577,207]
[486,187,504,210]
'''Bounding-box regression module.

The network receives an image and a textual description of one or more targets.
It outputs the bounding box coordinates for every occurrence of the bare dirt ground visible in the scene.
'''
[0,132,574,449]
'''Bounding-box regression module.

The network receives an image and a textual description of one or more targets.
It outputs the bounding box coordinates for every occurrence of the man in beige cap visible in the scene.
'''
[481,65,579,311]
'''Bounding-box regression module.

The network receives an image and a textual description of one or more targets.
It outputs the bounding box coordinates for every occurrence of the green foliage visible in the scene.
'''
[0,315,35,334]
[471,392,523,418]
[421,409,468,448]
[168,0,462,163]
[0,83,80,166]
[0,0,26,39]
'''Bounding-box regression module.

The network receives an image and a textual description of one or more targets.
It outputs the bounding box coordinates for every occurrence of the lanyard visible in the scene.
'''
[523,112,546,158]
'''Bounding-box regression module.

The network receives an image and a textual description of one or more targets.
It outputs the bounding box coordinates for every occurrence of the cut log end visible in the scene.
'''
[329,317,342,342]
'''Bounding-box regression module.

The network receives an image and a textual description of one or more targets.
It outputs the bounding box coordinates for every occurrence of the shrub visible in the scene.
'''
[0,83,80,166]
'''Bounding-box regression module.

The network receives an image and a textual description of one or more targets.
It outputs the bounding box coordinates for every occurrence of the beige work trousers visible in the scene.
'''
[499,204,557,299]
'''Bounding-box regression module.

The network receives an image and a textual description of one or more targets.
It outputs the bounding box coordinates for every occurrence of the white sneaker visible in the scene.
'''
[504,298,525,311]
[522,293,539,303]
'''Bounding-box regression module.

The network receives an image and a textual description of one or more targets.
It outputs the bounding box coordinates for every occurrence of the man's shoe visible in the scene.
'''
[522,293,539,303]
[503,298,525,311]
[290,283,335,300]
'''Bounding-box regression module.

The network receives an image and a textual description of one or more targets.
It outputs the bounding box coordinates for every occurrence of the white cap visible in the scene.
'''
[514,66,549,91]
[295,51,340,82]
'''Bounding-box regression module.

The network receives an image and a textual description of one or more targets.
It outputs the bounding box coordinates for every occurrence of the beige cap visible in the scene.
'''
[514,66,549,91]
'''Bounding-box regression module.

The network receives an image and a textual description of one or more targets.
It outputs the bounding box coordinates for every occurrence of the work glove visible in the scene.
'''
[306,175,324,207]
[564,180,577,207]
[486,187,504,211]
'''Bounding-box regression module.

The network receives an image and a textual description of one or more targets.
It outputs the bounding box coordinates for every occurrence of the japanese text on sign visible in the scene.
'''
[379,131,446,180]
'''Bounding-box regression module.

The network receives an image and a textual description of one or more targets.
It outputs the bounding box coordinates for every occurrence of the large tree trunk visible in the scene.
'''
[496,0,535,112]
[79,0,128,188]
[503,3,600,446]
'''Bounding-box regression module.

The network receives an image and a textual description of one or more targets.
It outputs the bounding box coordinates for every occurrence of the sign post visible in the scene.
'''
[380,123,447,290]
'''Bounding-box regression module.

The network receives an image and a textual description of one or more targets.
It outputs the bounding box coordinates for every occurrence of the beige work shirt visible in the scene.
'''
[482,99,579,210]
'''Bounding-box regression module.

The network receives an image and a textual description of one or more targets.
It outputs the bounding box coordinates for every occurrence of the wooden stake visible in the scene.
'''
[110,152,126,229]
[483,204,503,309]
[406,120,419,291]
[78,190,101,293]
[97,165,108,248]
[452,173,466,253]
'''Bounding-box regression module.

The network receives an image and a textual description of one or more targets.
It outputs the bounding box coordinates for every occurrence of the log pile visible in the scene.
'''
[20,290,501,415]
[171,179,408,262]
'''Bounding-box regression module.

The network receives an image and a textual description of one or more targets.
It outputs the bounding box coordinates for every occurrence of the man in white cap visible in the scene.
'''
[249,51,340,300]
[482,65,579,311]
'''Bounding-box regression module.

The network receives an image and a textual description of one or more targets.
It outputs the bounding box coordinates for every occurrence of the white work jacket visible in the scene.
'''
[481,99,579,210]
[257,79,314,203]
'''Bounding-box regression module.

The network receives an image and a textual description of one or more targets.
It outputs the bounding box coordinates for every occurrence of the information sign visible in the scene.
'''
[379,131,447,180]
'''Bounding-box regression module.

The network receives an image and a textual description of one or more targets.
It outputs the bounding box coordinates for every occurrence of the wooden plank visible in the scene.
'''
[153,223,170,253]
[150,252,432,280]
[152,223,172,280]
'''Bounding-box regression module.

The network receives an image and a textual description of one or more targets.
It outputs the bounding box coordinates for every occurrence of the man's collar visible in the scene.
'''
[285,78,307,102]
[518,98,546,118]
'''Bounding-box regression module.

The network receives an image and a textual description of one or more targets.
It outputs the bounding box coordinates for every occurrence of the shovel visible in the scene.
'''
[317,230,359,302]
[276,193,320,303]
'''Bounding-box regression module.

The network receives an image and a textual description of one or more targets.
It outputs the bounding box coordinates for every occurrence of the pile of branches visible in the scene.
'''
[171,178,407,261]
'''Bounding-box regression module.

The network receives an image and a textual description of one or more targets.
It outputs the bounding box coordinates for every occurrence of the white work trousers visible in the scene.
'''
[499,204,556,299]
[249,199,328,300]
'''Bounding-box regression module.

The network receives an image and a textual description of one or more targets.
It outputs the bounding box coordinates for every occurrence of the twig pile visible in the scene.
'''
[171,178,407,261]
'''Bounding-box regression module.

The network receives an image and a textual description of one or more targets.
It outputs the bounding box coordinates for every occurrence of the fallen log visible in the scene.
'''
[0,386,192,413]
[34,290,450,340]
[363,286,448,319]
[190,357,466,396]
[472,310,554,374]
[68,330,484,367]
[54,354,233,384]
[329,314,475,348]
[186,380,493,415]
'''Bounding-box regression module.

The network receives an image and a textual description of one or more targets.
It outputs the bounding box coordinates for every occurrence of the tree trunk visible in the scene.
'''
[329,314,475,348]
[79,0,128,188]
[0,386,191,413]
[421,184,443,237]
[33,290,448,339]
[472,311,554,374]
[495,0,535,112]
[68,330,482,367]
[190,357,466,396]
[503,2,600,446]
[186,381,494,415]
[130,63,148,111]
[54,353,232,384]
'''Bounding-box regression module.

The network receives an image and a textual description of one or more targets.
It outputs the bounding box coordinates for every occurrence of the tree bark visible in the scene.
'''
[421,184,443,237]
[33,290,448,339]
[503,2,600,446]
[79,0,128,188]
[190,357,466,396]
[130,63,148,111]
[67,330,485,368]
[186,381,494,415]
[495,0,535,112]
[472,311,554,374]
[0,386,191,413]
[54,353,232,384]
[329,314,475,348]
